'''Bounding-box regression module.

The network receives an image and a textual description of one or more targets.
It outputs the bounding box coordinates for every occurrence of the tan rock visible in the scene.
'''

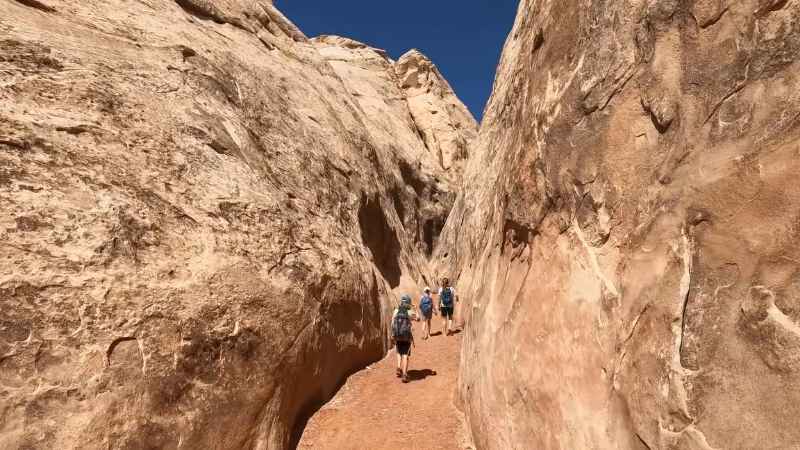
[312,35,477,257]
[0,1,473,449]
[395,49,478,177]
[436,0,800,448]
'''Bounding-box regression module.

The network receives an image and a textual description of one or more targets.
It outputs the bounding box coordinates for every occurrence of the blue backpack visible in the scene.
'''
[419,295,433,315]
[440,287,454,308]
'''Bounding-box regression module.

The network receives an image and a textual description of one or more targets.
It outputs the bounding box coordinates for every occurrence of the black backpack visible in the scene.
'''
[392,307,413,342]
[440,287,454,308]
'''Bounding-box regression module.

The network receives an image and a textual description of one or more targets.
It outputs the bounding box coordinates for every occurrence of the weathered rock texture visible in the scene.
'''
[395,49,478,177]
[313,36,478,256]
[0,1,473,449]
[437,0,800,448]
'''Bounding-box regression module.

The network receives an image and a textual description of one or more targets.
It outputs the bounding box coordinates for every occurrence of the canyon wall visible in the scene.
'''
[312,36,477,256]
[0,1,473,449]
[437,0,800,448]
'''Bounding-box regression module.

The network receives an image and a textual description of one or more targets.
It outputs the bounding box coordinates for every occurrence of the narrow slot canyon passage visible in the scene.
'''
[298,325,470,450]
[5,1,800,449]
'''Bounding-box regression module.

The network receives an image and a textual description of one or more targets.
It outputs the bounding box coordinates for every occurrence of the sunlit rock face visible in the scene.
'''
[312,35,477,258]
[435,0,800,448]
[0,1,473,449]
[394,49,479,178]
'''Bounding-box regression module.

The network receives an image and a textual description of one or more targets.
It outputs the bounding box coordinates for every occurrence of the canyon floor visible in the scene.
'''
[298,321,472,450]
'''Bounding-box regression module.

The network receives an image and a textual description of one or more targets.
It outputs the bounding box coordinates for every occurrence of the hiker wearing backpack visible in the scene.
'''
[438,278,457,336]
[418,287,435,340]
[391,294,417,383]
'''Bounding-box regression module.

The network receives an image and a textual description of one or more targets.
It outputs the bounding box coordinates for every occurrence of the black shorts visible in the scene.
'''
[396,341,411,355]
[440,306,454,319]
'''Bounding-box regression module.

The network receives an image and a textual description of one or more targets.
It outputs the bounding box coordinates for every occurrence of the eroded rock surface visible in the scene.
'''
[395,49,478,177]
[437,1,800,448]
[0,1,473,449]
[313,36,477,256]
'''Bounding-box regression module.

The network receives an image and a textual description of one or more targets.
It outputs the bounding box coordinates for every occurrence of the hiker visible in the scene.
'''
[418,287,435,339]
[391,294,416,383]
[438,277,457,336]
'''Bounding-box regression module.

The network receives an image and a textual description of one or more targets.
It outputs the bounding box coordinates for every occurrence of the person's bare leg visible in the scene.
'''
[402,355,409,375]
[396,352,402,376]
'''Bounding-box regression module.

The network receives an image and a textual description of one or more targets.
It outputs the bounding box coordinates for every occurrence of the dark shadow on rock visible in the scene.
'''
[450,329,462,335]
[423,217,445,257]
[430,331,443,337]
[407,369,436,381]
[358,193,402,288]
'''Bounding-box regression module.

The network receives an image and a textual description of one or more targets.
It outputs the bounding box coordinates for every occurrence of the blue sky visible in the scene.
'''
[275,1,520,122]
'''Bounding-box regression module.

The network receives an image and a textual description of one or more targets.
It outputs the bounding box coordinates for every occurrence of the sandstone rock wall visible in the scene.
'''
[312,36,477,257]
[0,1,473,448]
[436,0,800,448]
[395,49,478,178]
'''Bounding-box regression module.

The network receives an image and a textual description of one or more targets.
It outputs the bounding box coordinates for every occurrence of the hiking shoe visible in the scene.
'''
[396,368,402,378]
[402,374,409,383]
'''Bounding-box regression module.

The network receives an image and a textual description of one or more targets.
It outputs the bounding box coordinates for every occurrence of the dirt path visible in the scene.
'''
[298,320,471,450]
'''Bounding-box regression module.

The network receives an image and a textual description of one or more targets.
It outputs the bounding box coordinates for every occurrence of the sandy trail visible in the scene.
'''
[298,319,471,450]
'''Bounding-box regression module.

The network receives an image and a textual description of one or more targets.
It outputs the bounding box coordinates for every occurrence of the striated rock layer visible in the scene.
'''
[437,0,800,448]
[0,1,474,449]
